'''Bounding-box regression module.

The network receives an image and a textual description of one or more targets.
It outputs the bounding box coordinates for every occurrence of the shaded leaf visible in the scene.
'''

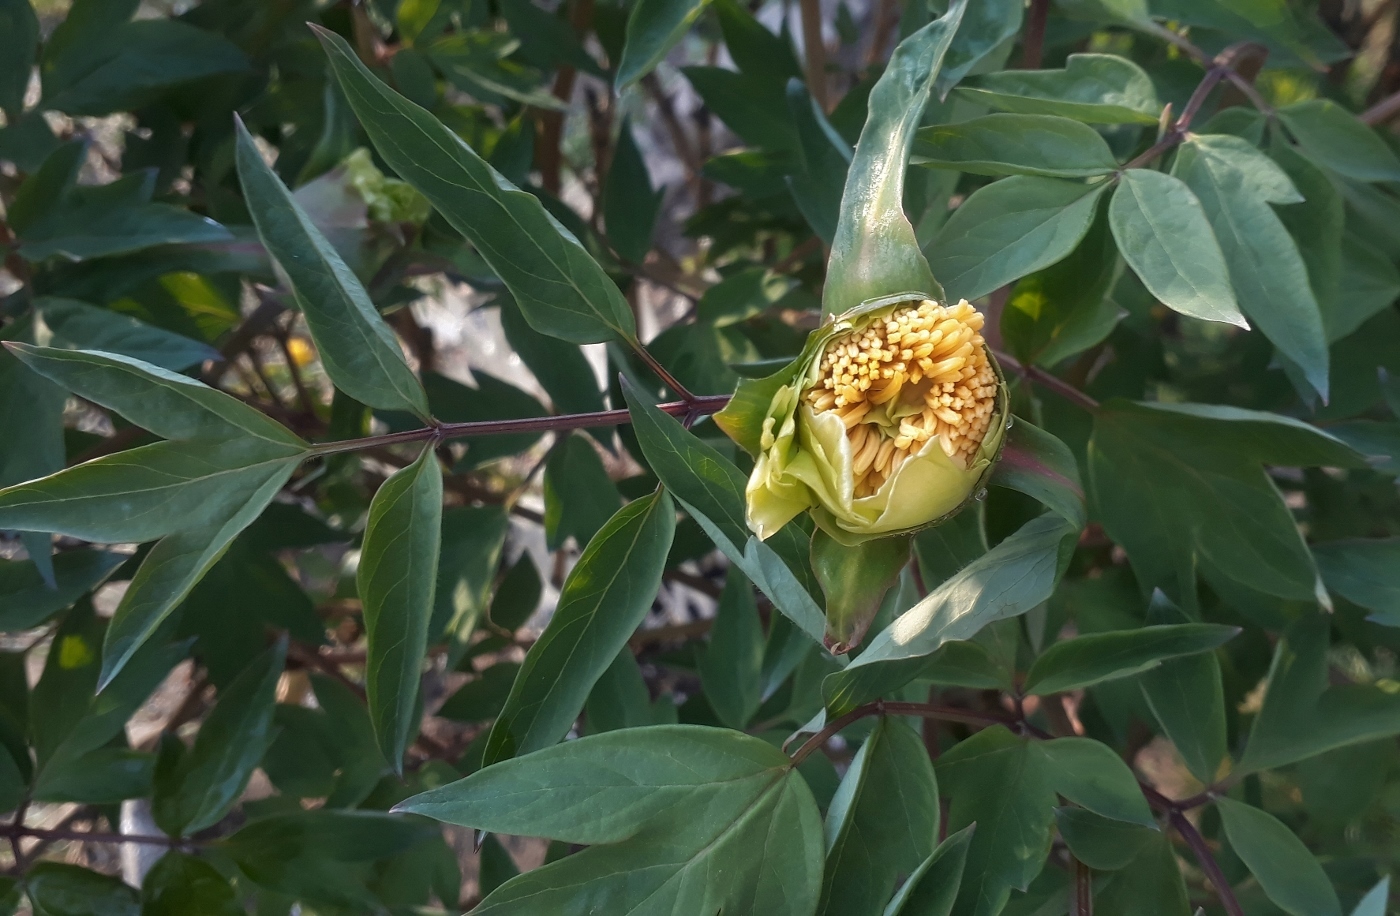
[24,863,138,916]
[1279,100,1400,183]
[0,550,123,631]
[1217,797,1341,916]
[955,54,1159,124]
[603,117,663,263]
[990,418,1085,530]
[1035,738,1154,825]
[615,0,711,89]
[698,570,765,729]
[543,434,621,551]
[140,852,241,916]
[882,825,975,916]
[914,115,1118,178]
[1053,808,1155,871]
[1023,623,1237,695]
[1313,538,1400,624]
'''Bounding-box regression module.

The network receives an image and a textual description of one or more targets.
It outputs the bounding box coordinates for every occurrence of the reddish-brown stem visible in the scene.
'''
[1071,856,1093,916]
[994,350,1100,411]
[799,0,829,111]
[1169,809,1245,916]
[1363,88,1400,125]
[632,344,699,404]
[307,394,731,457]
[787,700,1020,765]
[0,821,180,849]
[1021,0,1049,69]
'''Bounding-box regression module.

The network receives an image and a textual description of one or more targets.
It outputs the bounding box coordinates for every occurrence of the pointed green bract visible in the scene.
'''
[358,445,442,771]
[822,0,966,316]
[315,26,637,346]
[234,119,429,418]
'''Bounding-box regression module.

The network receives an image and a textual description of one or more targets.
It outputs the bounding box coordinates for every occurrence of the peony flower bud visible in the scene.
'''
[718,295,1007,547]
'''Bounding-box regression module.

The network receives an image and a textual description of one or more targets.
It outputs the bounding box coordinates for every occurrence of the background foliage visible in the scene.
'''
[1,0,1400,913]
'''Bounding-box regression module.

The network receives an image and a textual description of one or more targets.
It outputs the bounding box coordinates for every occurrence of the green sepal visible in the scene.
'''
[811,529,911,654]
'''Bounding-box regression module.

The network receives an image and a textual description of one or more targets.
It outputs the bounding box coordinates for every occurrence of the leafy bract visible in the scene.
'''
[823,0,966,315]
[398,726,824,916]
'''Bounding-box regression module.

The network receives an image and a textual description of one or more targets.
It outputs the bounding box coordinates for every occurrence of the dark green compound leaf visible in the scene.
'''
[936,725,1056,916]
[1242,614,1400,771]
[488,553,544,632]
[823,0,966,316]
[824,514,1073,716]
[818,716,940,916]
[234,118,429,418]
[914,114,1119,178]
[543,434,621,551]
[615,0,712,89]
[1088,401,1365,603]
[926,176,1105,303]
[1217,797,1342,916]
[955,54,1160,124]
[603,116,664,263]
[317,26,637,346]
[1022,623,1238,695]
[359,445,442,771]
[0,0,38,119]
[882,826,975,916]
[397,725,823,916]
[34,297,217,371]
[1138,592,1229,785]
[1053,808,1155,871]
[484,488,675,765]
[0,549,123,631]
[140,852,242,916]
[1313,538,1400,624]
[1173,134,1329,400]
[1278,99,1400,183]
[153,640,285,837]
[1092,831,1191,916]
[990,418,1085,530]
[1109,168,1246,328]
[24,862,139,916]
[698,570,765,730]
[219,810,438,909]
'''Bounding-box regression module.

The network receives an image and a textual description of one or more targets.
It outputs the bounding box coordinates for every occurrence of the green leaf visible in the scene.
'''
[622,384,824,633]
[697,266,796,327]
[41,18,248,117]
[786,80,854,246]
[1088,401,1364,602]
[819,716,940,916]
[543,434,621,551]
[882,825,975,916]
[1109,168,1245,328]
[1138,592,1229,784]
[489,553,543,632]
[1278,99,1400,183]
[615,0,711,89]
[1242,614,1400,771]
[1270,143,1344,343]
[359,445,443,771]
[914,115,1118,178]
[397,725,823,916]
[1351,877,1390,916]
[1313,538,1400,624]
[34,298,217,371]
[1173,134,1328,399]
[604,117,664,263]
[497,294,606,417]
[4,345,305,446]
[234,119,429,418]
[219,810,437,908]
[24,863,138,916]
[1053,808,1155,870]
[934,0,1022,95]
[0,549,123,631]
[823,0,967,315]
[484,488,675,765]
[317,26,637,345]
[1023,623,1237,695]
[152,640,285,836]
[812,529,911,653]
[0,0,38,119]
[440,662,520,723]
[990,419,1086,530]
[1093,831,1191,914]
[698,570,765,729]
[936,725,1056,916]
[955,54,1160,124]
[585,650,665,732]
[1217,797,1341,916]
[1333,235,1400,343]
[927,177,1105,303]
[140,852,242,916]
[824,514,1072,716]
[1035,738,1155,825]
[434,504,509,661]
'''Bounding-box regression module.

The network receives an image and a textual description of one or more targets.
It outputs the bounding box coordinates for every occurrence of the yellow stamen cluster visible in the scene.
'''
[805,299,998,497]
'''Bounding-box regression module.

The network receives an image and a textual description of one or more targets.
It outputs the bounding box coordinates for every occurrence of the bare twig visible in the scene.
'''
[994,350,1100,411]
[1021,0,1050,69]
[799,0,829,111]
[1071,856,1093,916]
[1363,88,1400,125]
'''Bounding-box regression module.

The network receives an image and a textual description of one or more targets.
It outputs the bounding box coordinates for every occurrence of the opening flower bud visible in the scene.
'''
[720,296,1007,546]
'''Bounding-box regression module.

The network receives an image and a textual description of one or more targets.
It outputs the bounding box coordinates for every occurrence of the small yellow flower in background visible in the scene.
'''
[286,337,315,367]
[723,297,1007,546]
